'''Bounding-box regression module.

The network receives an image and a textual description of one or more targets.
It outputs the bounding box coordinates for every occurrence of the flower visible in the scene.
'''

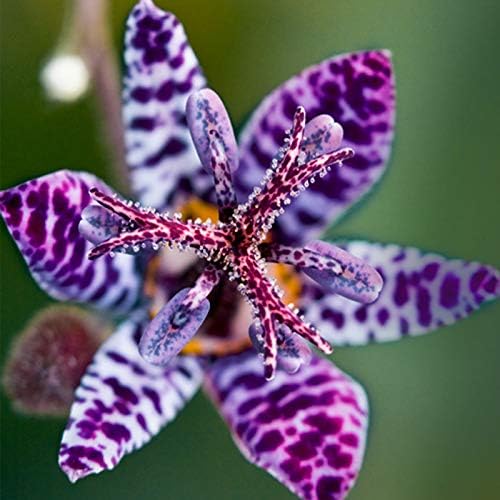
[1,0,498,498]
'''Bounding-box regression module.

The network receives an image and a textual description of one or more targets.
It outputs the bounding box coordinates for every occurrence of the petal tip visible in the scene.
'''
[58,446,107,484]
[139,0,160,13]
[61,465,98,484]
[379,48,393,60]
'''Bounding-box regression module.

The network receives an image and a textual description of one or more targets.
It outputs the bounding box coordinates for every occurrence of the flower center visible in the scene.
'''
[142,197,303,358]
[80,88,383,380]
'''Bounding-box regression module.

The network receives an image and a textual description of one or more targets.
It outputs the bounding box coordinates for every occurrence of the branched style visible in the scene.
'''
[85,98,368,381]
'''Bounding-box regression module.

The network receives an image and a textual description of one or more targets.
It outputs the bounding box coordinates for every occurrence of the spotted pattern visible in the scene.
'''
[186,88,239,174]
[139,266,220,365]
[0,170,142,313]
[303,240,383,304]
[59,314,204,482]
[208,134,238,221]
[123,0,209,210]
[205,350,368,500]
[237,50,395,245]
[236,108,354,243]
[186,89,239,221]
[238,253,332,380]
[263,243,342,278]
[301,241,500,346]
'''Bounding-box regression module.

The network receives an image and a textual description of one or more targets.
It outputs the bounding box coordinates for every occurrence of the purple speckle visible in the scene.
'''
[131,86,152,103]
[422,262,439,281]
[339,433,359,447]
[305,374,331,386]
[137,15,162,31]
[255,429,284,453]
[142,386,162,415]
[101,422,131,444]
[321,309,345,329]
[484,275,498,294]
[60,445,106,471]
[305,413,342,435]
[354,306,367,323]
[393,271,409,306]
[130,117,156,130]
[316,476,343,498]
[400,317,409,335]
[286,439,317,460]
[324,444,352,469]
[439,273,460,309]
[103,378,138,405]
[377,307,390,325]
[281,458,312,482]
[237,396,262,416]
[170,55,184,69]
[157,80,175,101]
[416,287,432,326]
[136,413,149,433]
[469,268,488,293]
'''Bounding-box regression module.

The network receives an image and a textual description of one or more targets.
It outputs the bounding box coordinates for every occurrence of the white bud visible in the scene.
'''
[40,54,90,102]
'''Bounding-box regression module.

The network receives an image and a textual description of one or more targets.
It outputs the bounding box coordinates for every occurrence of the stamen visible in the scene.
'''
[186,88,239,174]
[300,114,343,163]
[304,240,383,304]
[139,264,221,365]
[208,130,237,221]
[237,253,332,379]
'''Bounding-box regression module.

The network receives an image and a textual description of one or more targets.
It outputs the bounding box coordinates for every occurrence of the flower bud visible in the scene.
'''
[2,306,108,416]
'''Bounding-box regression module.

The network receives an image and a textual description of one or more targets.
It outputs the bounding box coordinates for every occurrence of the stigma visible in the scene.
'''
[80,88,382,380]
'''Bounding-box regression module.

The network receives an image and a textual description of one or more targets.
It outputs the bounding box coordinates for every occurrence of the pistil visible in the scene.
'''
[81,88,382,379]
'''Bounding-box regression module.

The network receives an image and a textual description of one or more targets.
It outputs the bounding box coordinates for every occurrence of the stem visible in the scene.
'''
[74,0,129,193]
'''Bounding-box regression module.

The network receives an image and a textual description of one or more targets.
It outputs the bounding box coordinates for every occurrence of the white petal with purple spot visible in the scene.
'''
[301,241,500,345]
[123,0,209,210]
[59,313,204,482]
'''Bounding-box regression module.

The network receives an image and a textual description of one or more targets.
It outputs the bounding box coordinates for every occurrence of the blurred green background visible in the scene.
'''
[1,0,499,499]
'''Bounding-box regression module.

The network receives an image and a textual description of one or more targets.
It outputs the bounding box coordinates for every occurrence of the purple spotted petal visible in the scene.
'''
[204,350,368,500]
[59,313,204,482]
[304,240,383,304]
[237,50,395,245]
[301,241,500,345]
[123,0,208,210]
[0,170,142,313]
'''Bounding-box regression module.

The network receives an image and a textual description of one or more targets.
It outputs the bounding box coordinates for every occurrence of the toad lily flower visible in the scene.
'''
[1,0,498,498]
